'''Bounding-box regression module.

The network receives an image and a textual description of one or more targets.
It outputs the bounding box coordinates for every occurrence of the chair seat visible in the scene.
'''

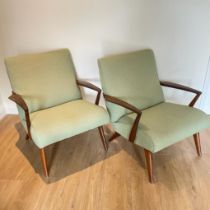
[26,100,109,148]
[113,102,210,153]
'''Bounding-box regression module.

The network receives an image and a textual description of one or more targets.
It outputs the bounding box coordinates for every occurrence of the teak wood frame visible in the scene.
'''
[104,80,202,183]
[9,79,108,177]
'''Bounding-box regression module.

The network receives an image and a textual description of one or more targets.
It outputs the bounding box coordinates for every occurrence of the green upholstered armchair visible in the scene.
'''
[98,49,210,183]
[5,49,110,177]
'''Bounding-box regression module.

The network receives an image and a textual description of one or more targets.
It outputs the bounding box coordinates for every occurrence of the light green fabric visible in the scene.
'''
[26,100,110,148]
[113,102,210,153]
[5,49,81,116]
[5,49,110,149]
[98,49,164,122]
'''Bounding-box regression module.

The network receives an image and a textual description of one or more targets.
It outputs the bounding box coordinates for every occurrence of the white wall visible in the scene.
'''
[200,57,210,113]
[0,0,210,113]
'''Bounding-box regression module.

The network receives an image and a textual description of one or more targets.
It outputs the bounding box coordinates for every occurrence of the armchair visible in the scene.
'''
[5,49,110,177]
[98,49,210,183]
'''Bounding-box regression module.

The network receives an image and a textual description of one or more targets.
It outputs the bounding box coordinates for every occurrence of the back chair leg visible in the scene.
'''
[26,134,30,140]
[40,148,49,177]
[26,132,32,141]
[193,133,202,157]
[98,126,108,151]
[144,149,155,183]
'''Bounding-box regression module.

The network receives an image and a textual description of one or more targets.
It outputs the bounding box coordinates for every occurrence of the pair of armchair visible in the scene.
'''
[5,49,210,183]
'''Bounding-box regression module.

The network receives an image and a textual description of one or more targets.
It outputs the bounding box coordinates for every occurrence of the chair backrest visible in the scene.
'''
[5,49,81,115]
[98,49,164,122]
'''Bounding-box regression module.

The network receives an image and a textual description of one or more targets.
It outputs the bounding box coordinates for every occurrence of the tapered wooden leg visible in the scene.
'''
[40,148,49,177]
[193,133,202,157]
[109,132,120,142]
[144,149,155,183]
[26,131,32,140]
[98,126,108,151]
[26,134,30,140]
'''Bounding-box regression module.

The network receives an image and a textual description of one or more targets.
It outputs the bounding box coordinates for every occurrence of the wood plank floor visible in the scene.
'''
[1,115,210,210]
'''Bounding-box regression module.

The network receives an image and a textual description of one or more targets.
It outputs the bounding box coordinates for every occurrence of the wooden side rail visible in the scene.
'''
[76,79,101,105]
[103,94,142,143]
[9,91,32,139]
[160,80,202,107]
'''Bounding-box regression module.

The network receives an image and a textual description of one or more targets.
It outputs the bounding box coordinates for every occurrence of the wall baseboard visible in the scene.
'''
[0,113,6,120]
[0,105,6,120]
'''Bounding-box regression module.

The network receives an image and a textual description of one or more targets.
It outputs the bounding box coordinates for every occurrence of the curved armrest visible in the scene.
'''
[8,91,31,139]
[103,94,142,143]
[104,94,141,114]
[9,91,29,112]
[76,79,101,105]
[160,80,202,107]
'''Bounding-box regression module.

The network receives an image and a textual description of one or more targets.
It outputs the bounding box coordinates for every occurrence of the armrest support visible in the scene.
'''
[76,79,101,105]
[103,94,142,143]
[160,80,202,107]
[9,91,28,111]
[8,91,32,139]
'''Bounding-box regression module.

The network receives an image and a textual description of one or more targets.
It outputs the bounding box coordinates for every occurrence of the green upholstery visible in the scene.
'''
[5,49,81,115]
[98,49,210,153]
[113,102,210,152]
[26,100,109,148]
[98,49,164,122]
[5,49,110,149]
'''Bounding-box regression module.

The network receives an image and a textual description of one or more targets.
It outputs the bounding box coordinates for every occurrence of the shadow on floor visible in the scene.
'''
[15,121,200,190]
[15,122,120,183]
[111,133,200,190]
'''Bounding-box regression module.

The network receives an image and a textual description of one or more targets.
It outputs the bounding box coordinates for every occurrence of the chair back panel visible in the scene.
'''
[5,49,81,113]
[98,49,164,122]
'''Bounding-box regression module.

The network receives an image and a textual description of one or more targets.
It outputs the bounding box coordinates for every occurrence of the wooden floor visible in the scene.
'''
[1,115,210,210]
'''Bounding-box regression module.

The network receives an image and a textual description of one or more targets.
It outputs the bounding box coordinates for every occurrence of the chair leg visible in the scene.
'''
[26,134,30,140]
[144,149,155,183]
[109,132,120,142]
[39,148,49,177]
[193,133,202,157]
[98,126,108,151]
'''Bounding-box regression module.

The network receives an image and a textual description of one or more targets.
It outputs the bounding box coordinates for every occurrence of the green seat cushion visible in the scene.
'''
[98,49,164,122]
[5,49,81,116]
[113,102,210,153]
[25,100,109,148]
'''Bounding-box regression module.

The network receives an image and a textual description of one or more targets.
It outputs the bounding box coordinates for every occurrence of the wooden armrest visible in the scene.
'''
[160,80,202,107]
[9,91,28,111]
[103,94,141,115]
[76,79,101,105]
[160,81,201,94]
[8,91,31,139]
[103,94,142,143]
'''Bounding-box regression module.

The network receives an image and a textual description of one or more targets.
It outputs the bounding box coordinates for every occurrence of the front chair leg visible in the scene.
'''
[98,126,108,151]
[40,148,49,177]
[144,149,155,183]
[193,133,202,156]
